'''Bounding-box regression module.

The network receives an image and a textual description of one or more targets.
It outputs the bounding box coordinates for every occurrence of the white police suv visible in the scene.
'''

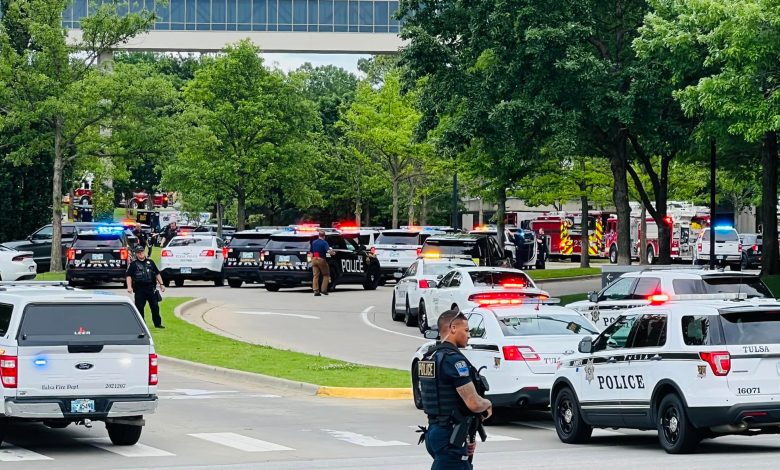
[552,293,780,453]
[0,282,158,446]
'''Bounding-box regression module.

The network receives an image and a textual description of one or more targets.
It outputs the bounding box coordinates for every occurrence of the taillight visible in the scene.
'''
[67,248,76,261]
[697,244,702,253]
[11,254,30,262]
[0,355,18,388]
[699,351,731,376]
[469,292,524,305]
[222,247,228,258]
[419,279,433,289]
[416,247,422,256]
[119,248,128,261]
[751,244,759,252]
[161,250,172,257]
[148,353,158,385]
[738,243,743,253]
[502,346,540,361]
[200,249,215,257]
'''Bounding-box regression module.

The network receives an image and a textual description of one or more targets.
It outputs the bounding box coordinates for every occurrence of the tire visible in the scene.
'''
[106,422,143,446]
[646,246,655,265]
[213,276,224,287]
[265,284,280,292]
[418,300,429,334]
[228,279,243,288]
[609,246,618,264]
[404,297,418,327]
[657,393,700,454]
[391,293,404,321]
[411,361,423,410]
[553,387,593,444]
[363,267,380,290]
[174,279,184,287]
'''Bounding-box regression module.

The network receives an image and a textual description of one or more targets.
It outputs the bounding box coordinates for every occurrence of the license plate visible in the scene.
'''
[240,252,255,259]
[70,399,95,414]
[390,252,399,258]
[92,253,104,261]
[277,255,290,262]
[180,267,192,274]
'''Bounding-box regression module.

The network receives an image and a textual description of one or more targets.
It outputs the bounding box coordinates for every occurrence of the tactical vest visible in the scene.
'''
[418,343,467,423]
[132,260,154,286]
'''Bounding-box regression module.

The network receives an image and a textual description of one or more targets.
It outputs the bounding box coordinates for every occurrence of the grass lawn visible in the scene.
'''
[763,275,780,298]
[153,297,411,388]
[558,292,588,304]
[529,267,600,281]
[35,271,66,281]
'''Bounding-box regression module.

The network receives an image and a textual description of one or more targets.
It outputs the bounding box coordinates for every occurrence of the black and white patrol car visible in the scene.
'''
[552,293,780,453]
[65,227,131,286]
[0,282,158,446]
[223,229,276,288]
[567,269,774,330]
[258,232,381,292]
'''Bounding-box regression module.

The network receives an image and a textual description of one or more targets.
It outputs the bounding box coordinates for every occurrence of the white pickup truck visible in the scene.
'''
[693,227,742,271]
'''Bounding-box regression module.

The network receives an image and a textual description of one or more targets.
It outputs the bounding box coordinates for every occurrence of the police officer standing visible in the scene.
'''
[513,230,527,269]
[126,245,166,328]
[536,227,548,269]
[418,310,492,469]
[310,230,332,296]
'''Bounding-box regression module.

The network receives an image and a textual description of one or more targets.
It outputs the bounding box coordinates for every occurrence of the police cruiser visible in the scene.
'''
[259,231,381,292]
[412,300,597,415]
[0,282,158,446]
[65,227,131,286]
[552,293,780,453]
[223,229,277,288]
[567,269,774,331]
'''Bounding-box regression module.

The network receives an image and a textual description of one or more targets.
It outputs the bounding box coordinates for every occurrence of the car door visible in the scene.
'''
[439,271,463,313]
[28,225,54,267]
[397,261,418,303]
[590,277,639,330]
[580,314,639,427]
[462,313,498,383]
[431,271,456,321]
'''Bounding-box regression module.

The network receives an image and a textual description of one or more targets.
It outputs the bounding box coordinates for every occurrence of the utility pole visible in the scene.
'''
[709,139,716,270]
[451,173,459,230]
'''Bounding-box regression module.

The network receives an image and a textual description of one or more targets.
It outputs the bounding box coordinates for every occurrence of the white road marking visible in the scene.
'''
[160,389,240,396]
[236,311,320,320]
[77,438,175,457]
[484,433,521,442]
[360,306,427,341]
[189,433,293,452]
[322,429,409,447]
[158,389,280,400]
[0,446,53,461]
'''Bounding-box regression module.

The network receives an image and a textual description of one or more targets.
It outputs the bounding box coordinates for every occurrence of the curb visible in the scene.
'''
[168,297,413,401]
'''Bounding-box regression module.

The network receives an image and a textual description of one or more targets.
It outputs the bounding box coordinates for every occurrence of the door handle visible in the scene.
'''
[650,354,662,361]
[607,357,617,364]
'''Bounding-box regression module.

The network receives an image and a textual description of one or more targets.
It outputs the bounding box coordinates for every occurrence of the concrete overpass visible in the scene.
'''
[65,0,404,53]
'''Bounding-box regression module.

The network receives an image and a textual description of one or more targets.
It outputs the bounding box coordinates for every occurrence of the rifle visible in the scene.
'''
[468,366,490,463]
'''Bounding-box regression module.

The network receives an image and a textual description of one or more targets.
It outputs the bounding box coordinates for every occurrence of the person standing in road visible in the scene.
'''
[536,228,548,269]
[126,245,166,328]
[310,230,332,296]
[418,310,493,469]
[513,229,527,269]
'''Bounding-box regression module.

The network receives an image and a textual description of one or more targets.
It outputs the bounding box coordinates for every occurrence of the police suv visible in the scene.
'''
[259,232,381,292]
[567,269,774,331]
[0,282,158,446]
[223,229,276,288]
[552,293,780,453]
[65,227,131,286]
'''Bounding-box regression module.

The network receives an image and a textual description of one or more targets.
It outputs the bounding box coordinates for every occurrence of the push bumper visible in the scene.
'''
[380,265,408,280]
[223,266,263,282]
[259,270,311,285]
[697,254,741,262]
[66,267,126,281]
[161,267,220,280]
[688,403,780,429]
[3,395,158,420]
[489,387,550,408]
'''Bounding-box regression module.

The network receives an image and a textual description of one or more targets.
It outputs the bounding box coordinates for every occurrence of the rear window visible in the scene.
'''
[376,233,420,245]
[17,303,148,345]
[0,304,12,336]
[424,261,475,276]
[720,311,780,345]
[702,229,739,242]
[672,277,772,298]
[169,237,213,247]
[682,315,723,346]
[422,240,479,257]
[469,271,532,287]
[73,235,124,249]
[265,237,314,251]
[229,234,271,247]
[499,314,597,336]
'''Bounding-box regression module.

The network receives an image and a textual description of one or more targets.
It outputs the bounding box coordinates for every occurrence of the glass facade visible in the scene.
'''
[62,0,400,33]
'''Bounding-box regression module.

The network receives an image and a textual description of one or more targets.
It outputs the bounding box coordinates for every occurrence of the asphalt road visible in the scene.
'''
[10,363,780,470]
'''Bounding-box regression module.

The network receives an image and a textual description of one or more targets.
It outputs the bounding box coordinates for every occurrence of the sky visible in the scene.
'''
[263,53,370,76]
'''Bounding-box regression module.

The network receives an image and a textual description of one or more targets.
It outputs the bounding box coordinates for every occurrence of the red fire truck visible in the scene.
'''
[530,211,612,260]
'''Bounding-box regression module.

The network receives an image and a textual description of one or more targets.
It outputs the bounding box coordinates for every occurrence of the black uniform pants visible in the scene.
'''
[134,287,162,327]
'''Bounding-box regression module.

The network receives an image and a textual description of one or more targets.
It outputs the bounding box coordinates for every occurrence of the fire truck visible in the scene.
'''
[529,211,612,260]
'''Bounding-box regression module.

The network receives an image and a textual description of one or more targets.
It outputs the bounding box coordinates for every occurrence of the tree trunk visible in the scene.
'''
[236,188,246,231]
[639,206,647,265]
[407,185,415,226]
[420,194,428,225]
[761,131,779,275]
[478,198,484,226]
[364,203,371,227]
[611,133,632,265]
[580,195,590,268]
[392,179,399,229]
[496,185,507,248]
[216,200,223,238]
[50,118,65,272]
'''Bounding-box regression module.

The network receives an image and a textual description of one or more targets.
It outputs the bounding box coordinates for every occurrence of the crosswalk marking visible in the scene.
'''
[76,438,175,457]
[484,433,521,442]
[322,429,409,447]
[0,445,53,462]
[189,432,293,452]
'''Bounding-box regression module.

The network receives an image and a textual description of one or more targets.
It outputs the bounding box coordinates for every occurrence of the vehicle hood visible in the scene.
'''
[1,240,29,250]
[566,300,593,311]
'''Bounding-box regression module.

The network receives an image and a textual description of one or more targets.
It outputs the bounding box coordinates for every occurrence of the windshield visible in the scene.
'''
[376,233,420,245]
[469,271,532,288]
[672,277,772,298]
[422,240,478,257]
[702,229,739,242]
[229,235,271,247]
[499,314,597,336]
[168,237,213,247]
[74,235,124,249]
[18,303,148,345]
[720,311,780,345]
[265,237,314,251]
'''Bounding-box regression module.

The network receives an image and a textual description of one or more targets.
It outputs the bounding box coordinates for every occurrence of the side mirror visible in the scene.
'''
[424,329,439,340]
[578,337,593,354]
[588,291,598,303]
[26,235,32,241]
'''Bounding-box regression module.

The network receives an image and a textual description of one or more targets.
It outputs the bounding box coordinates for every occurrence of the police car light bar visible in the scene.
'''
[649,293,749,304]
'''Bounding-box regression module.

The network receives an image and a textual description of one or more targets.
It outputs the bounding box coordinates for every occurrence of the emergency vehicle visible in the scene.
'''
[552,293,780,453]
[223,229,277,288]
[65,227,131,286]
[530,212,611,261]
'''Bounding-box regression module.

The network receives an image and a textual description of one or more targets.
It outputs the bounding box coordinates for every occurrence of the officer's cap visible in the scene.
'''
[132,245,146,253]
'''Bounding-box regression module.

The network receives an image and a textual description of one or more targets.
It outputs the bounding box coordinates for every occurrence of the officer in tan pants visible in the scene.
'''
[310,230,332,296]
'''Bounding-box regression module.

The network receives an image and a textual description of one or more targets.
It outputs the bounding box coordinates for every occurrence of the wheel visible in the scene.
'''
[411,361,423,410]
[265,284,280,292]
[646,246,655,265]
[106,422,143,446]
[174,279,184,287]
[404,297,418,327]
[228,279,243,288]
[609,246,618,264]
[213,276,224,287]
[162,279,170,287]
[418,300,429,334]
[553,387,592,444]
[657,393,700,454]
[391,293,404,321]
[363,268,380,290]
